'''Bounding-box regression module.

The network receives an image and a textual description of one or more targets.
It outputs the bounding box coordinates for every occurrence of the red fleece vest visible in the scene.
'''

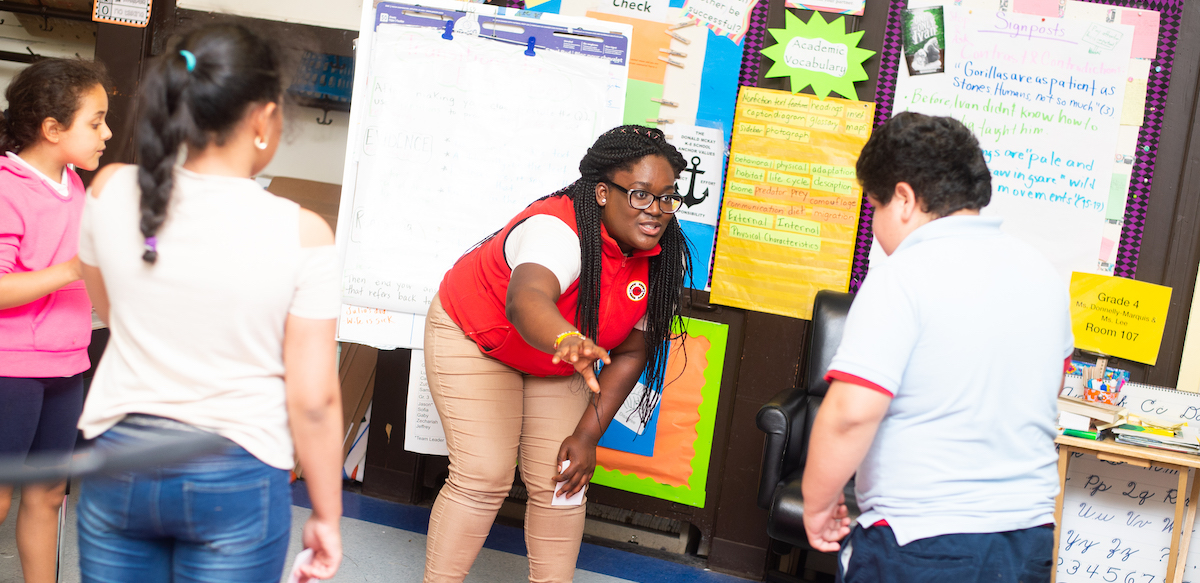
[439,195,659,376]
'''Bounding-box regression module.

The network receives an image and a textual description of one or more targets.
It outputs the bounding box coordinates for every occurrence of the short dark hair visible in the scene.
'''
[0,58,110,153]
[856,112,991,216]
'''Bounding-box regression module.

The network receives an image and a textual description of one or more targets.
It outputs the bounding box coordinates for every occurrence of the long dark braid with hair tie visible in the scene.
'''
[566,125,693,427]
[135,25,281,264]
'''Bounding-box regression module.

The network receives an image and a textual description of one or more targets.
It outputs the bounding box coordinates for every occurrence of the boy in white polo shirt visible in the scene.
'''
[802,112,1073,582]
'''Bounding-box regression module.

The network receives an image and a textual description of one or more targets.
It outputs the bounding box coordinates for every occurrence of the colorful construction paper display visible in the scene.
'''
[761,11,875,100]
[710,87,873,320]
[593,317,728,508]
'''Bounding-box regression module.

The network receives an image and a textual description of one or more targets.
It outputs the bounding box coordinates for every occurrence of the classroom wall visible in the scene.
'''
[259,106,349,186]
[0,12,97,107]
[176,0,362,31]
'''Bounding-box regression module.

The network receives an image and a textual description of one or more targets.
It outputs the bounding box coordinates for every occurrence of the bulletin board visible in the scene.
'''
[853,0,1186,290]
[526,0,745,290]
[592,317,729,507]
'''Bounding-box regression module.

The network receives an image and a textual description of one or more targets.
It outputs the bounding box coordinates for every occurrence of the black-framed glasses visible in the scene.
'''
[604,181,684,214]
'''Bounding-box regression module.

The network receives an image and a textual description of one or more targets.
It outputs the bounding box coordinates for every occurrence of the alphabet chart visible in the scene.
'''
[333,0,631,347]
[1058,379,1200,582]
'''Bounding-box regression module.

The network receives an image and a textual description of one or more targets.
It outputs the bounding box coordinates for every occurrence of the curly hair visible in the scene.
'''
[856,112,992,216]
[0,58,110,154]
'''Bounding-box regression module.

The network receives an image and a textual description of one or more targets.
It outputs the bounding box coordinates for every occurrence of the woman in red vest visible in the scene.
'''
[424,125,692,582]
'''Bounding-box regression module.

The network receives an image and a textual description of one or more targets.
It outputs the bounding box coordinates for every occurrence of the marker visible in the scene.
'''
[659,48,687,58]
[665,31,691,45]
[651,98,678,107]
[657,56,684,68]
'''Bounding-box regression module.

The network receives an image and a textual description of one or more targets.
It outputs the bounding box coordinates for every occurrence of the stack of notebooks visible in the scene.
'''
[1113,424,1200,455]
[1057,396,1128,440]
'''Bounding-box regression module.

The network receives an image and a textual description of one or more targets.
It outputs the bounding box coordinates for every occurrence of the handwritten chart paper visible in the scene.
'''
[1057,381,1200,583]
[893,8,1132,280]
[710,87,871,320]
[338,7,628,316]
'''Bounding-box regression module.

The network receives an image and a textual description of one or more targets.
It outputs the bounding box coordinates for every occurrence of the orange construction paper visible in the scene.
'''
[596,334,709,487]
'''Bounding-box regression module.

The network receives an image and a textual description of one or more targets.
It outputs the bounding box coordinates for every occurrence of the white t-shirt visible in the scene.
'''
[504,214,646,330]
[76,165,341,469]
[505,214,580,295]
[827,215,1073,546]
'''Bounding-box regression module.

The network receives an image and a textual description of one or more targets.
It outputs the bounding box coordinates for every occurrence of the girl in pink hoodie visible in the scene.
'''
[0,58,110,583]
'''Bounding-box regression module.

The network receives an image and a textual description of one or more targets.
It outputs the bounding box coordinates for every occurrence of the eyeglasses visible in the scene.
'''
[604,181,684,214]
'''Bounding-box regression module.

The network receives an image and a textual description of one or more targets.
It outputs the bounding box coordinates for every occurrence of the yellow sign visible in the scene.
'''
[1069,272,1172,365]
[710,86,873,320]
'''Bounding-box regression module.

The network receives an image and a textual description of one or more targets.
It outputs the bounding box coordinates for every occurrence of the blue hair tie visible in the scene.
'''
[179,49,196,72]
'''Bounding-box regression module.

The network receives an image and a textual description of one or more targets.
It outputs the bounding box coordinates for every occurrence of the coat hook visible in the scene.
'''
[39,14,52,32]
[316,109,333,125]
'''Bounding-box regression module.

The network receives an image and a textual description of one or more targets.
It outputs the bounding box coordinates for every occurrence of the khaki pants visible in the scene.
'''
[423,296,590,583]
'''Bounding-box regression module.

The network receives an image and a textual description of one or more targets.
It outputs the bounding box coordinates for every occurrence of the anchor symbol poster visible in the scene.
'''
[667,125,725,289]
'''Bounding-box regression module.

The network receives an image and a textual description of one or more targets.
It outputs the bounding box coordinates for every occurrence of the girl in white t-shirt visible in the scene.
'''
[75,24,343,581]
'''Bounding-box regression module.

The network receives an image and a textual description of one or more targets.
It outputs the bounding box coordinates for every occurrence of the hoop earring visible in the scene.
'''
[254,136,268,150]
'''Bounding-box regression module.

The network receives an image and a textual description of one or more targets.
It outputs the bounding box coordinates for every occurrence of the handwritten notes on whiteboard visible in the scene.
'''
[339,18,627,315]
[710,87,872,320]
[893,7,1132,280]
[1057,380,1200,583]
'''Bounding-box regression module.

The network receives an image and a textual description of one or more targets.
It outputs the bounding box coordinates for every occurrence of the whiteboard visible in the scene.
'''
[894,4,1133,280]
[1058,378,1200,582]
[334,0,631,348]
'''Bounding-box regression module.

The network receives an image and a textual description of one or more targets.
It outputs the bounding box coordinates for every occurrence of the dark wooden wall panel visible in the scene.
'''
[1135,2,1200,386]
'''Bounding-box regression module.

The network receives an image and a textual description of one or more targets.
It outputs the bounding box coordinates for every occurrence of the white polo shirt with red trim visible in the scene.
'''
[825,215,1073,546]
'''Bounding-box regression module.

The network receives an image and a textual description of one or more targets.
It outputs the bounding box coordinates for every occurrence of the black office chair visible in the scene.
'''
[756,290,858,572]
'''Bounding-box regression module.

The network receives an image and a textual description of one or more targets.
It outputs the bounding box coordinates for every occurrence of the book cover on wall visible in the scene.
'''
[902,6,945,75]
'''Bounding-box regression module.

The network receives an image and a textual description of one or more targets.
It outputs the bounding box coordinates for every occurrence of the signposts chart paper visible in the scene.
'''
[710,87,873,320]
[893,6,1132,280]
[338,3,629,322]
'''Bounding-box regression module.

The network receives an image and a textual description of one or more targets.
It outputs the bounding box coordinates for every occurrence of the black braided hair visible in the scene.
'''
[464,126,692,426]
[570,126,691,427]
[0,58,109,155]
[136,24,282,263]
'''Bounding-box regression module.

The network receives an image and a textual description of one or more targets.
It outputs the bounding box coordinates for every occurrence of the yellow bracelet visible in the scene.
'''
[554,331,585,350]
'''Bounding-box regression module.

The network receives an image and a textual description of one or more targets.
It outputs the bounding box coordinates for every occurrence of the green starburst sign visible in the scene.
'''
[761,10,875,100]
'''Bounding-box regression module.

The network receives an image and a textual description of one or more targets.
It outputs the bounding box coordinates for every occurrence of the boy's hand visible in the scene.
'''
[803,492,851,552]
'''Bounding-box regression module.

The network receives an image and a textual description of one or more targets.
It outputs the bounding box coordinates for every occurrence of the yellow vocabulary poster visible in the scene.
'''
[710,86,873,320]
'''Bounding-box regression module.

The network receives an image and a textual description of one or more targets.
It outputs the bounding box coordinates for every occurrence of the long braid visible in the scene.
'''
[568,125,692,427]
[135,25,282,264]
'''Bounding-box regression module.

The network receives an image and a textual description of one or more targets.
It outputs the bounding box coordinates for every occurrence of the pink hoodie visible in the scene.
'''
[0,156,91,377]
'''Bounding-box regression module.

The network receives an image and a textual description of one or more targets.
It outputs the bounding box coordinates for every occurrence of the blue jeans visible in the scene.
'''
[837,524,1053,583]
[77,419,292,583]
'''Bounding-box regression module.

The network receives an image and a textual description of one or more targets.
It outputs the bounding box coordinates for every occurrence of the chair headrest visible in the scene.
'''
[804,289,855,398]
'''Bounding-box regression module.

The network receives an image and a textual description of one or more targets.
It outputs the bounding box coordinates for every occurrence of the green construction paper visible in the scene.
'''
[760,10,876,100]
[624,79,664,127]
[1107,171,1132,221]
[590,317,729,508]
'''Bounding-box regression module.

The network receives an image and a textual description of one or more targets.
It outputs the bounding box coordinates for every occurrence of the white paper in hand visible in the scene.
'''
[286,548,314,583]
[552,460,585,507]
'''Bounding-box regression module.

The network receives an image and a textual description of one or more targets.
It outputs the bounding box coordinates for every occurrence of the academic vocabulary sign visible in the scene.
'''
[1069,272,1171,365]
